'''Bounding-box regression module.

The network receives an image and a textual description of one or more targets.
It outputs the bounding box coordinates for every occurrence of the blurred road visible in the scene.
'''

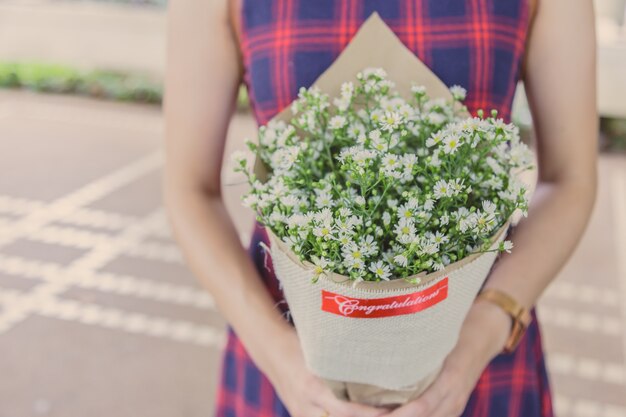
[0,90,625,417]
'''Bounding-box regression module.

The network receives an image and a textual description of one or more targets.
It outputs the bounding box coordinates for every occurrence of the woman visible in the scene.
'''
[163,1,597,416]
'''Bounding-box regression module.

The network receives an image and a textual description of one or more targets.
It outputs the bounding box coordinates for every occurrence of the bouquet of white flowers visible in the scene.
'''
[235,72,530,282]
[231,13,534,407]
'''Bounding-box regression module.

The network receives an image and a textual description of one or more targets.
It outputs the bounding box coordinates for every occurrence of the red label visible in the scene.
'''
[321,278,448,318]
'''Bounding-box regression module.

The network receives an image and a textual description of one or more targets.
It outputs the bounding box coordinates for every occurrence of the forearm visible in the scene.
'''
[164,184,296,374]
[483,175,597,308]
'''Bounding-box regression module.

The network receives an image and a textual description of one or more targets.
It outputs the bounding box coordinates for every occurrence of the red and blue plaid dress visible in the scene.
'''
[217,1,554,416]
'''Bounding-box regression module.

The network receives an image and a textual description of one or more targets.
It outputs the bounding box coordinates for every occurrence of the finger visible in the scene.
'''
[412,378,449,417]
[416,378,469,417]
[423,393,459,417]
[383,374,448,417]
[316,388,388,417]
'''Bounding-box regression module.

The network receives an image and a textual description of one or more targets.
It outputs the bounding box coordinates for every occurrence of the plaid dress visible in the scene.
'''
[217,1,554,416]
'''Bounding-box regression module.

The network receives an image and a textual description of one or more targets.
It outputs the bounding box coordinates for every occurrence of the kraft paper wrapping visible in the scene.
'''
[252,12,516,408]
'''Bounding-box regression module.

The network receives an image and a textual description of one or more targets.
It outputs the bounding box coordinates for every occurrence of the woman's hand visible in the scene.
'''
[267,329,389,417]
[382,300,511,417]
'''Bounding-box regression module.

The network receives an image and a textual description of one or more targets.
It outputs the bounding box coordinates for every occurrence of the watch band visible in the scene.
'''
[476,289,532,353]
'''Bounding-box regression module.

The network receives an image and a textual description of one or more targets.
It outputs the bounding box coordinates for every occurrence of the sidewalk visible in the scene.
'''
[0,90,255,417]
[0,0,165,77]
[0,90,625,416]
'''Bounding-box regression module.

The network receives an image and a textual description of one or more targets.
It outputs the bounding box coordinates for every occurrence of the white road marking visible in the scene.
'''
[0,287,224,348]
[0,152,163,333]
[0,254,214,309]
[538,305,624,337]
[555,395,626,417]
[544,281,621,308]
[548,352,625,386]
[611,163,626,395]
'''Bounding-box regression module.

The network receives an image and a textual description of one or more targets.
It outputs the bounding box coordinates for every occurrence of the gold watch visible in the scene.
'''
[476,289,532,354]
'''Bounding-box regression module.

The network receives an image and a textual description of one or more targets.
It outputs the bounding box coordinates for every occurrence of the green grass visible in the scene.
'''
[0,61,250,109]
[601,118,626,151]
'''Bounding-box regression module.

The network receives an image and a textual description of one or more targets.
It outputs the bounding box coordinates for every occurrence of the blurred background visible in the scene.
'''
[0,0,625,416]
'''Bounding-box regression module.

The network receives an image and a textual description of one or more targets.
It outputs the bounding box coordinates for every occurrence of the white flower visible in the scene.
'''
[500,240,514,253]
[312,256,331,278]
[428,112,446,125]
[475,211,496,232]
[256,194,272,209]
[360,235,378,256]
[485,177,503,190]
[433,179,451,199]
[426,132,444,147]
[271,146,300,172]
[269,210,286,225]
[382,211,391,226]
[449,178,465,195]
[433,262,445,271]
[509,142,533,167]
[397,202,416,220]
[329,115,347,130]
[380,111,403,132]
[338,207,352,217]
[450,85,467,101]
[442,134,461,154]
[337,233,351,246]
[360,67,387,79]
[370,133,388,152]
[230,150,247,167]
[315,192,334,208]
[381,154,401,174]
[333,96,350,112]
[276,125,296,147]
[458,212,478,233]
[422,242,439,255]
[342,241,366,270]
[429,152,441,168]
[353,149,377,165]
[355,196,366,206]
[402,153,418,171]
[393,254,408,267]
[482,200,497,215]
[423,199,434,211]
[347,123,365,140]
[411,85,426,95]
[340,81,354,98]
[369,261,391,281]
[288,213,309,229]
[336,215,359,234]
[313,222,334,240]
[440,214,450,225]
[282,235,300,250]
[431,231,449,245]
[315,208,333,223]
[242,194,258,208]
[394,218,416,244]
[486,156,505,175]
[280,195,299,207]
[369,129,382,141]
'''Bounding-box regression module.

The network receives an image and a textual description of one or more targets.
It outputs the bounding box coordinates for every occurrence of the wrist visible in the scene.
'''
[461,300,512,360]
[259,326,303,381]
[474,299,512,354]
[232,315,299,381]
